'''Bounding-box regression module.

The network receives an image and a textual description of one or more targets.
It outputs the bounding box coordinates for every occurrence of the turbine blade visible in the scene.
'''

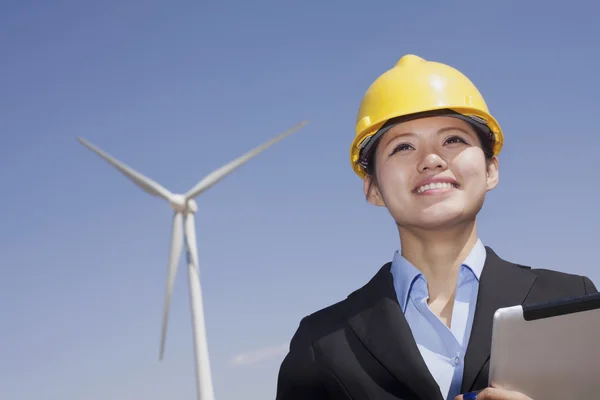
[184,121,308,199]
[159,211,184,361]
[78,137,174,200]
[184,213,199,269]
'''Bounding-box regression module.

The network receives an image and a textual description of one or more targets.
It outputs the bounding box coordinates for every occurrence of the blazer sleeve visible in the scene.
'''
[583,276,598,294]
[275,318,327,400]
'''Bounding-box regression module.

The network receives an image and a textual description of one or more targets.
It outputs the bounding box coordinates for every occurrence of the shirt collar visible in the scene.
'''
[390,239,487,311]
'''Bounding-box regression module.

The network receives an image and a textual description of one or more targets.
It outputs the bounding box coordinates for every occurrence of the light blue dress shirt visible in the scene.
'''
[390,239,486,400]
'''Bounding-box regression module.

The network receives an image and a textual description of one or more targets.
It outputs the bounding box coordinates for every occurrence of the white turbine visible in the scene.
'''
[77,121,308,400]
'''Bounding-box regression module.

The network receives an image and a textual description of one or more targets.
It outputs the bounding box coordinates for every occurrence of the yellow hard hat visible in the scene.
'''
[350,54,504,179]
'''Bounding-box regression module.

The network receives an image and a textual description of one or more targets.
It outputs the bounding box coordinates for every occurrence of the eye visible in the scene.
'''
[390,143,415,155]
[444,135,468,145]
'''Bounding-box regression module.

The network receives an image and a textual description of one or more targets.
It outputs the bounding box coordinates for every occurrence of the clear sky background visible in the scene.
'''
[2,1,599,399]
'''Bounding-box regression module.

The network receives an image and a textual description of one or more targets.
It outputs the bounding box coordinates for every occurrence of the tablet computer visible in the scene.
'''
[489,292,600,399]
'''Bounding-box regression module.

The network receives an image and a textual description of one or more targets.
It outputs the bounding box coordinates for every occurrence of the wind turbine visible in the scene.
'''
[77,121,308,400]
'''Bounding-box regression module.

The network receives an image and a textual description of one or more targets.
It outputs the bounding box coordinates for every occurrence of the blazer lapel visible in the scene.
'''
[344,265,443,400]
[461,247,537,392]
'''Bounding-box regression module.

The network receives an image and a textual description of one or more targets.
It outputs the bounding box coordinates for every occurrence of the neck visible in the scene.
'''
[398,220,479,300]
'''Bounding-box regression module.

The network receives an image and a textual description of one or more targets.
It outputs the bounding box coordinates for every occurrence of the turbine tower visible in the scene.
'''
[78,121,308,400]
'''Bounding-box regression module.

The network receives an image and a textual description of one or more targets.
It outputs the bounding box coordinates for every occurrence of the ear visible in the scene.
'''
[364,175,385,206]
[485,156,499,192]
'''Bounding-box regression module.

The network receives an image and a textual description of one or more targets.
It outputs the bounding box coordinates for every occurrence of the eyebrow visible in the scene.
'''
[437,126,472,136]
[381,125,473,148]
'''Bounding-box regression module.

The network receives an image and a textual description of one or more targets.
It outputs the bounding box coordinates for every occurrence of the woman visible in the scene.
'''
[275,54,597,400]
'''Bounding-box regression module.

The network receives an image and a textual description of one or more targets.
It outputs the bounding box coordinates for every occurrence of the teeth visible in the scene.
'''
[416,182,456,193]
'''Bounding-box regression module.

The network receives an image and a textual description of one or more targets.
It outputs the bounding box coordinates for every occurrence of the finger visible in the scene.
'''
[455,391,479,400]
[476,387,532,399]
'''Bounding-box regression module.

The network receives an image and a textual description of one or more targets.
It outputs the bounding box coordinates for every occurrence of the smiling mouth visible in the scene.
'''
[414,182,459,194]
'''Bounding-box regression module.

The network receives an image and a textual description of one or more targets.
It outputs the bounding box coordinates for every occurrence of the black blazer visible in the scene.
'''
[276,247,597,400]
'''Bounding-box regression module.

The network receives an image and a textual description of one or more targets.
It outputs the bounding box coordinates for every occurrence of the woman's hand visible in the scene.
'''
[455,388,533,400]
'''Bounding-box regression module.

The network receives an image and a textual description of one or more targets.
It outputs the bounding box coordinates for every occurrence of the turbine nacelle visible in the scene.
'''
[169,194,198,214]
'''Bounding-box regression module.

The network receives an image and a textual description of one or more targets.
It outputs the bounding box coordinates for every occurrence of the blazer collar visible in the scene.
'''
[343,263,444,400]
[342,246,537,400]
[460,247,537,392]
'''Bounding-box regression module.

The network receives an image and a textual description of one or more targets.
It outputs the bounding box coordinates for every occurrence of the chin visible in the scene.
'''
[414,215,469,230]
[395,204,479,230]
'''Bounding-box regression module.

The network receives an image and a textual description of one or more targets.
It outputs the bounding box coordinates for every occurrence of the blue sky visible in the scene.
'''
[2,1,599,399]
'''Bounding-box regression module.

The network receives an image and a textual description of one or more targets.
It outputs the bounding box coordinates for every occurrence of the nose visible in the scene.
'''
[417,152,448,172]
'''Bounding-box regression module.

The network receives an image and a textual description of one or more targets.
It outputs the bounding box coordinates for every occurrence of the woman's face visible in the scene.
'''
[364,116,499,230]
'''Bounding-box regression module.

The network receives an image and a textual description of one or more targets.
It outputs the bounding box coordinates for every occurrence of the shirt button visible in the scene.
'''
[452,356,461,365]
